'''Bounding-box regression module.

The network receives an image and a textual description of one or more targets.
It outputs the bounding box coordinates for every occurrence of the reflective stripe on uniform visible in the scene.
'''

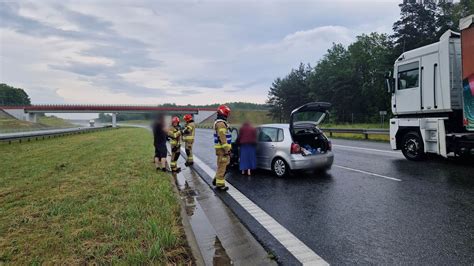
[214,143,231,148]
[221,143,231,149]
[183,136,194,140]
[216,179,225,186]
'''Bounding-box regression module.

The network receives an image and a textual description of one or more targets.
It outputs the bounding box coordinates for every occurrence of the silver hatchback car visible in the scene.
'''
[232,102,334,177]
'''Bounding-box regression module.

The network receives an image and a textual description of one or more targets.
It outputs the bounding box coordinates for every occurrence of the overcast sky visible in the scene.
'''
[0,0,401,107]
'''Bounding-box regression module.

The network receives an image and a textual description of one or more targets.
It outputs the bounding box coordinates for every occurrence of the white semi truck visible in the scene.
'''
[386,15,474,160]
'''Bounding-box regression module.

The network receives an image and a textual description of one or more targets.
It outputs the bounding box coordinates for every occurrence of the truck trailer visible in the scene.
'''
[386,15,474,160]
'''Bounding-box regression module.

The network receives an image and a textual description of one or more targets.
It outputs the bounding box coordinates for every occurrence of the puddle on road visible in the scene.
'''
[174,171,232,265]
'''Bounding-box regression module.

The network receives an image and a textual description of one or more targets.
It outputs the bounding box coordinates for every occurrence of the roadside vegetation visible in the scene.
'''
[266,1,473,124]
[321,123,388,129]
[0,112,75,133]
[0,128,191,264]
[119,120,151,126]
[37,115,75,128]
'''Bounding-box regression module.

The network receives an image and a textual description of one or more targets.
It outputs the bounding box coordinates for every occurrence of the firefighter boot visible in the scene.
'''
[184,143,194,166]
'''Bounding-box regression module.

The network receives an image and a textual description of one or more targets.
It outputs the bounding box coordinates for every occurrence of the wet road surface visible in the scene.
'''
[192,128,474,265]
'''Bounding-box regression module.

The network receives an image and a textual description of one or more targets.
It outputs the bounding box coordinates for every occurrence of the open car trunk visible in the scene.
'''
[290,102,331,156]
[292,127,330,155]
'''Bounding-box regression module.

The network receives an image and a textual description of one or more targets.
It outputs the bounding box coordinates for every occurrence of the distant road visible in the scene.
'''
[191,128,474,265]
[0,126,108,142]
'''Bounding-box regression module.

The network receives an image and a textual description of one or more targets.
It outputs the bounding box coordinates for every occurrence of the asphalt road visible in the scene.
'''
[192,128,474,265]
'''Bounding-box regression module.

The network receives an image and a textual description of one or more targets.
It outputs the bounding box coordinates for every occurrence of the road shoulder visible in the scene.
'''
[175,158,276,265]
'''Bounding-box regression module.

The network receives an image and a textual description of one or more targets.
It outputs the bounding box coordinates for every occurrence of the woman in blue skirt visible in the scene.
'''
[237,122,257,175]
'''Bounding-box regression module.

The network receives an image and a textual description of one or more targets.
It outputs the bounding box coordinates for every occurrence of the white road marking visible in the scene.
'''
[187,149,328,266]
[332,144,402,155]
[333,164,402,182]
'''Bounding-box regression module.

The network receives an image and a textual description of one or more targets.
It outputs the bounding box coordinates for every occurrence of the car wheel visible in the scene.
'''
[272,158,289,177]
[402,131,425,161]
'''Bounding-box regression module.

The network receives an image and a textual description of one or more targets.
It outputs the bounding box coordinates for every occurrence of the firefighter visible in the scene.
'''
[212,105,232,191]
[168,116,182,173]
[182,114,195,167]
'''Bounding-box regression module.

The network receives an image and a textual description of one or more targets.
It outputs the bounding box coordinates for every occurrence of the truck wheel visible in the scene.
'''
[272,158,289,177]
[402,132,425,161]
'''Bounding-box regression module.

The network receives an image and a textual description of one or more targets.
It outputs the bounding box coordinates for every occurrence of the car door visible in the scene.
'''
[394,60,421,113]
[229,127,239,166]
[256,127,279,169]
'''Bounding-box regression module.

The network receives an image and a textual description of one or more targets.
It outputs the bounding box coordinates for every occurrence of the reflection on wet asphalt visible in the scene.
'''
[192,128,474,265]
[174,167,232,265]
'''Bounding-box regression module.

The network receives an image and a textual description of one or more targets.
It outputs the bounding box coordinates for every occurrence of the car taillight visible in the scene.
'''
[291,143,301,154]
[327,140,332,151]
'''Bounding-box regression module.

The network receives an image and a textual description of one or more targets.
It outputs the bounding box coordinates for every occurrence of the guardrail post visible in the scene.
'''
[364,133,368,140]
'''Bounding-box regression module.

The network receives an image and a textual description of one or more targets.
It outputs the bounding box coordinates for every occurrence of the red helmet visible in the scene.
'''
[217,104,231,117]
[171,116,180,125]
[183,114,193,122]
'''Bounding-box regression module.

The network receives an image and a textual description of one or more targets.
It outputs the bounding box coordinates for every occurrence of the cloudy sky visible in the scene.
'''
[1,0,401,106]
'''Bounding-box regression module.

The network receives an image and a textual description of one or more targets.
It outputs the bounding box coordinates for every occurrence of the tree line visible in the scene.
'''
[0,84,31,106]
[267,0,474,123]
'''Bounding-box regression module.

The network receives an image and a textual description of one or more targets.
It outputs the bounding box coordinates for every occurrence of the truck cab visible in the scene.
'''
[386,15,474,160]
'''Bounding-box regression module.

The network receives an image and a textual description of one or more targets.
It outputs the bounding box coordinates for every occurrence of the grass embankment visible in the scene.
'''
[0,113,75,133]
[198,109,275,128]
[37,116,75,128]
[228,110,275,125]
[119,120,150,126]
[0,128,191,264]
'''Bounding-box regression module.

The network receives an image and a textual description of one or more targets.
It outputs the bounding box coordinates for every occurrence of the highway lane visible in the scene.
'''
[191,128,474,265]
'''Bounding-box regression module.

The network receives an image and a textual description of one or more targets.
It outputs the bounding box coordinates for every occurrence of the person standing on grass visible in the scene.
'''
[152,115,169,172]
[237,121,257,176]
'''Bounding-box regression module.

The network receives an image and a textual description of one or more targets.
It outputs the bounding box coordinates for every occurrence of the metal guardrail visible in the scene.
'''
[197,125,390,139]
[196,125,389,139]
[0,126,113,144]
[323,128,389,139]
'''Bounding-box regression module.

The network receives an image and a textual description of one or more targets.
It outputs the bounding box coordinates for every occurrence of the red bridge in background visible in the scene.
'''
[0,104,215,113]
[0,105,217,127]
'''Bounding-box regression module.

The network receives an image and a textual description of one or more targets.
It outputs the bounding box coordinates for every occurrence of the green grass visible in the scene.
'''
[0,114,75,133]
[119,120,150,126]
[37,116,75,128]
[0,117,42,131]
[228,110,275,125]
[0,128,191,264]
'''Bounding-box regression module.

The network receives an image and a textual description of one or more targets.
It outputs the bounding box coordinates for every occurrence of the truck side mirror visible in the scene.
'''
[384,71,395,94]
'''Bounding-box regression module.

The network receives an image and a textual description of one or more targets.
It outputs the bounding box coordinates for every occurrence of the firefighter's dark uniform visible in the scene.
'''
[182,120,195,166]
[168,125,182,172]
[213,119,232,189]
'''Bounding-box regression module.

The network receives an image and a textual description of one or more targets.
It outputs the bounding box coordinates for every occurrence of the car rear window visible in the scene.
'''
[258,127,278,142]
[277,128,284,142]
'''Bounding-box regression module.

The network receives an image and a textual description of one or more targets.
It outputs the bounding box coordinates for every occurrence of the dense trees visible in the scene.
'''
[267,1,471,123]
[0,84,31,106]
